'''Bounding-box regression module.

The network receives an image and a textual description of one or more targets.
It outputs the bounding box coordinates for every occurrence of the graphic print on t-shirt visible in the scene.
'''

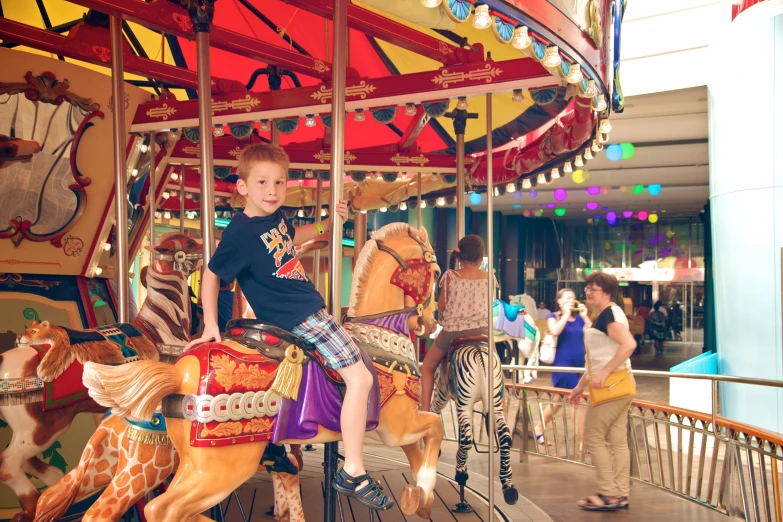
[260,218,309,281]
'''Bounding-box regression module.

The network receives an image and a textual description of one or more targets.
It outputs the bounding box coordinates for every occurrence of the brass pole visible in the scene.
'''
[313,177,323,288]
[110,16,129,322]
[456,133,466,239]
[271,121,279,146]
[353,210,367,263]
[485,93,496,521]
[196,30,215,262]
[179,164,185,233]
[148,132,156,261]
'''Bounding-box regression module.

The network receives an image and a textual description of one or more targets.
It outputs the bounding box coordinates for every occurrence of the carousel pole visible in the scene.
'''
[353,210,366,265]
[417,172,423,229]
[192,0,216,264]
[313,177,323,287]
[110,15,129,322]
[456,133,466,239]
[484,93,496,521]
[324,1,348,521]
[148,132,156,261]
[179,164,185,233]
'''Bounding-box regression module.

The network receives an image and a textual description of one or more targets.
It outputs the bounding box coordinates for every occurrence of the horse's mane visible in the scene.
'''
[348,222,419,315]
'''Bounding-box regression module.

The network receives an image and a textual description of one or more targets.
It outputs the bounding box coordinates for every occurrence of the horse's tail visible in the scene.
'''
[34,426,108,522]
[83,360,181,422]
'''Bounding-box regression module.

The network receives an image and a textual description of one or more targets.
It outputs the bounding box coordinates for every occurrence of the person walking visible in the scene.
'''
[569,271,636,511]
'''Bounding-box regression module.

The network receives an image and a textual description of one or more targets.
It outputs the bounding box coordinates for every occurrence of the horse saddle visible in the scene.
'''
[446,334,489,361]
[224,319,344,386]
[495,299,525,322]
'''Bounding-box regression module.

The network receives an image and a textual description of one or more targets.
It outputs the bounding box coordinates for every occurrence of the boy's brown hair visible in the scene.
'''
[236,143,290,181]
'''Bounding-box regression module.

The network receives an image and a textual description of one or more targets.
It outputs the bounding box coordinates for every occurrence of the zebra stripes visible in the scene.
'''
[431,343,514,489]
[134,264,191,346]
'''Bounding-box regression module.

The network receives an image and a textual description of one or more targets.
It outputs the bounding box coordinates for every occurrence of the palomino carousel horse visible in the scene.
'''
[0,321,157,522]
[83,223,443,521]
[32,232,202,522]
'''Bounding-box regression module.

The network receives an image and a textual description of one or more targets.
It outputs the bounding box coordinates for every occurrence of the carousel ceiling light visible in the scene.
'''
[542,46,562,68]
[436,197,446,206]
[456,96,469,110]
[522,178,532,189]
[103,242,112,252]
[563,162,573,174]
[94,267,103,276]
[131,168,139,177]
[163,211,171,219]
[599,119,612,134]
[213,125,225,138]
[321,208,327,217]
[420,200,427,209]
[170,172,179,181]
[566,63,583,84]
[594,96,608,112]
[512,89,524,103]
[305,114,317,127]
[354,109,366,122]
[305,170,315,178]
[493,187,500,197]
[584,148,594,160]
[591,140,603,152]
[297,209,304,218]
[259,119,271,132]
[506,182,516,193]
[162,191,170,199]
[551,168,561,179]
[405,103,417,116]
[400,201,408,211]
[471,3,492,30]
[155,211,162,219]
[598,133,608,144]
[139,143,149,153]
[167,129,179,143]
[537,173,546,184]
[380,206,388,212]
[420,0,442,7]
[511,26,532,50]
[574,155,584,167]
[584,80,598,98]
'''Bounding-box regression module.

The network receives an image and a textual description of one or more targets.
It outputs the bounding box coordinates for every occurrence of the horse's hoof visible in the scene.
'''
[415,492,434,519]
[451,501,474,513]
[400,485,422,515]
[455,471,469,485]
[503,484,519,505]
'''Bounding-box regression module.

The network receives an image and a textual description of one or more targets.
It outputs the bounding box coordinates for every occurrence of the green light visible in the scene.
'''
[215,218,231,229]
[555,208,566,217]
[619,282,629,287]
[620,142,635,159]
[584,268,592,276]
[342,238,355,247]
[661,209,667,213]
[633,185,644,194]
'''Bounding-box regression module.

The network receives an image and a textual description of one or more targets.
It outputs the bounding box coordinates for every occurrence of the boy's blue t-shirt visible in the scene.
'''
[207,210,325,330]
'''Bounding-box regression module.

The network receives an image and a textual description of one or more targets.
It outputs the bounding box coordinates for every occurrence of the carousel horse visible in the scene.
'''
[0,321,157,522]
[430,334,520,508]
[32,232,202,522]
[82,223,443,521]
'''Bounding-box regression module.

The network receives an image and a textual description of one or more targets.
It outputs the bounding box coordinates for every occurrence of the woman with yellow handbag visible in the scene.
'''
[568,272,637,512]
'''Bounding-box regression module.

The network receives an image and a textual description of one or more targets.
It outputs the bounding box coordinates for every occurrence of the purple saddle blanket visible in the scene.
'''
[272,350,380,442]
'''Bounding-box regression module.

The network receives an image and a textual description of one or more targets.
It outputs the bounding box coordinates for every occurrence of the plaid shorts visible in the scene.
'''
[291,308,362,370]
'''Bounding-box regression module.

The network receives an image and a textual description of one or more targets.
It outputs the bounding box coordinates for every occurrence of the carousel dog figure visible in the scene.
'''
[32,232,203,522]
[0,320,157,522]
[83,223,444,521]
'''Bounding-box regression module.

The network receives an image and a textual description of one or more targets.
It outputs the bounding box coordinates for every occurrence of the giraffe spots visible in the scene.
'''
[107,497,119,506]
[145,464,158,487]
[159,468,170,481]
[96,460,110,473]
[104,483,116,497]
[129,464,143,476]
[154,449,172,468]
[94,442,105,459]
[131,475,145,493]
[63,473,72,483]
[101,507,114,519]
[82,474,91,487]
[117,484,130,498]
[94,473,112,488]
[116,473,130,488]
[138,442,155,462]
[110,451,119,458]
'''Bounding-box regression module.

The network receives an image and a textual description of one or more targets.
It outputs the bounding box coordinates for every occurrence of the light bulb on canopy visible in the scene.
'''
[472,3,492,30]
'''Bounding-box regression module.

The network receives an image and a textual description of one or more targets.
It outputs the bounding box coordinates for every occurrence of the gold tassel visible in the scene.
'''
[271,345,304,400]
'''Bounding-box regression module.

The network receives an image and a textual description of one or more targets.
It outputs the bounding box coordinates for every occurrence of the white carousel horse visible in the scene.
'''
[493,293,541,384]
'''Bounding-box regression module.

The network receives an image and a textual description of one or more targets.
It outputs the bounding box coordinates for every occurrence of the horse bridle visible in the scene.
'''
[154,250,202,274]
[345,231,439,323]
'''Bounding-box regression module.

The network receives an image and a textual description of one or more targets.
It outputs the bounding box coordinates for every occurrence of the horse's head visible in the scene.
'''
[147,232,203,276]
[348,223,439,338]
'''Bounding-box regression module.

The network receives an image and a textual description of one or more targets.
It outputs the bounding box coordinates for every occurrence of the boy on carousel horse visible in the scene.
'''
[186,143,394,511]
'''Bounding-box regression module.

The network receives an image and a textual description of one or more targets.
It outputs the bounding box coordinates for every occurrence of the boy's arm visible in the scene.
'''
[292,199,348,246]
[185,267,222,348]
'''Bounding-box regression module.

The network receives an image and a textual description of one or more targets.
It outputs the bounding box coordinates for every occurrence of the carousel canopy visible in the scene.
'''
[0,0,624,211]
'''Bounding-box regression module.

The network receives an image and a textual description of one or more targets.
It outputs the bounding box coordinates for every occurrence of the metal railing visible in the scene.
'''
[437,364,783,522]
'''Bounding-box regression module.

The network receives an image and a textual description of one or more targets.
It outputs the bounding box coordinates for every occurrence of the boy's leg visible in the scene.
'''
[335,360,374,481]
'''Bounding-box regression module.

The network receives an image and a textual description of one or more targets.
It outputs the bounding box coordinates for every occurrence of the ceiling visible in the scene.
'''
[464,86,710,219]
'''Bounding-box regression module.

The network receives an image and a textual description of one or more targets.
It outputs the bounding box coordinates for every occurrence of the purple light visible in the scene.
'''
[623,211,633,218]
[553,188,568,201]
[586,186,601,196]
[514,191,522,199]
[530,190,538,198]
[601,206,608,211]
[586,201,598,210]
[546,203,556,208]
[606,211,617,226]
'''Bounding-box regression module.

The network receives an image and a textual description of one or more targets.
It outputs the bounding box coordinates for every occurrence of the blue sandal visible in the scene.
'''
[333,468,394,510]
